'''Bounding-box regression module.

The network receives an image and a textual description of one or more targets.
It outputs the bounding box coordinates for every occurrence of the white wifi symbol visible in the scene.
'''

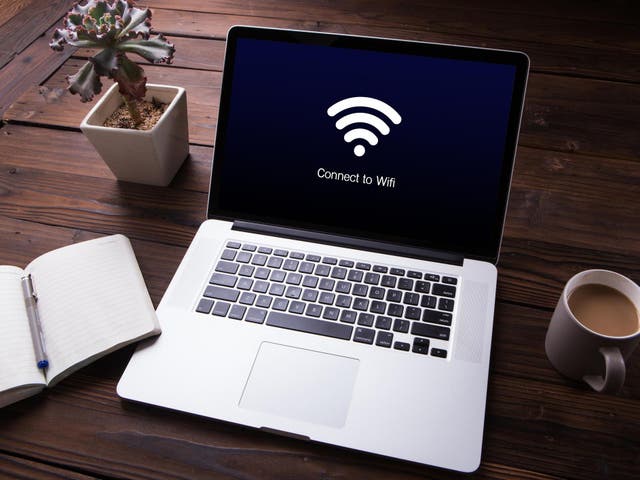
[327,96,402,157]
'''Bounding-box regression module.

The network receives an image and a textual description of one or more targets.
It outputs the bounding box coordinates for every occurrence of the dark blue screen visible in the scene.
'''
[212,35,518,259]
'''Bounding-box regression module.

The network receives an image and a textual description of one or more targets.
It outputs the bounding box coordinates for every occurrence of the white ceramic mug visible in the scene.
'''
[545,270,640,393]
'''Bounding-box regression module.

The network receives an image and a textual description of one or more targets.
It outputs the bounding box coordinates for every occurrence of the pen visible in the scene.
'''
[21,274,49,369]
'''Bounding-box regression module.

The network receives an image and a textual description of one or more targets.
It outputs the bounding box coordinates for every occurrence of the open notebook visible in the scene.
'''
[0,234,160,408]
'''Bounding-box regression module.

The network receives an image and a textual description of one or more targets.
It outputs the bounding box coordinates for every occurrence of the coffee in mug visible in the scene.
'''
[545,270,640,393]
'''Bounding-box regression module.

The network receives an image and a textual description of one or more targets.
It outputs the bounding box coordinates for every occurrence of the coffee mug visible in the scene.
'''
[545,270,640,393]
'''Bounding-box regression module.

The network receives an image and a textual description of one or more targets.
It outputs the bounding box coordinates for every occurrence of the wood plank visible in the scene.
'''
[0,452,98,480]
[144,0,640,53]
[0,0,33,29]
[4,56,639,159]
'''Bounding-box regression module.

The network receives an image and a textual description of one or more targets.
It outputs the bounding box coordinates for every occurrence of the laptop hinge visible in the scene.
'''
[232,221,464,266]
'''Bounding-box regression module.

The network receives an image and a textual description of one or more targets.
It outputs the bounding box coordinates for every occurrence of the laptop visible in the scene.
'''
[117,26,529,473]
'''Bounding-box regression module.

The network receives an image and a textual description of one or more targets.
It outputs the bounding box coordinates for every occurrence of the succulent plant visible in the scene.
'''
[50,0,175,125]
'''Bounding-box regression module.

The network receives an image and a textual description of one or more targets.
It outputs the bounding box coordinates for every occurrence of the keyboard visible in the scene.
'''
[195,240,459,359]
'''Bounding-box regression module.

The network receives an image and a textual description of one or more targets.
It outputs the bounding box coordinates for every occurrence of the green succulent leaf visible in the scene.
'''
[90,48,118,77]
[117,34,175,64]
[117,4,152,39]
[113,54,147,102]
[67,61,102,102]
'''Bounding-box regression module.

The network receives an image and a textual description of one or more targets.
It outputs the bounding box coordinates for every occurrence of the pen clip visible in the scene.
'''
[22,274,38,302]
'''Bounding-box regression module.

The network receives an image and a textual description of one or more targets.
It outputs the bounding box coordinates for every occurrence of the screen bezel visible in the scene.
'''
[207,26,529,264]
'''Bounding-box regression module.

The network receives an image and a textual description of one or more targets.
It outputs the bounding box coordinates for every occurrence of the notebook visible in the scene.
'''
[118,26,529,473]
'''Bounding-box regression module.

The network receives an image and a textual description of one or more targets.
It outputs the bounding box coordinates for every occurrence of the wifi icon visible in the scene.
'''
[327,96,402,157]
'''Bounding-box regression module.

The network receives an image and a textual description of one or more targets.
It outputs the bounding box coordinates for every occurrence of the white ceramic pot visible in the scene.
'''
[80,83,189,186]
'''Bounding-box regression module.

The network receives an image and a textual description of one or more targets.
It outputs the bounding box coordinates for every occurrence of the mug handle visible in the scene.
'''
[583,346,625,394]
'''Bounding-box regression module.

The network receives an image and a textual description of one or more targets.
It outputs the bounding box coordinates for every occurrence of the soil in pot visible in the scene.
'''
[103,98,166,130]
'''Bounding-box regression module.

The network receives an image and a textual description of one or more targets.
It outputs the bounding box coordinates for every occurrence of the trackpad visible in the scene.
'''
[239,342,359,428]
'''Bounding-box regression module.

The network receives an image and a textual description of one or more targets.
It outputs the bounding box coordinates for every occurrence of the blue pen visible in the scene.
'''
[21,274,49,369]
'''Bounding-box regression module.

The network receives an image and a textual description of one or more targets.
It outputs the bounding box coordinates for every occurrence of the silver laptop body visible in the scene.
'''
[118,26,529,473]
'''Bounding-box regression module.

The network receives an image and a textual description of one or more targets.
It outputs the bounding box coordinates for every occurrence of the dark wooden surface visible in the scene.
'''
[1,1,639,478]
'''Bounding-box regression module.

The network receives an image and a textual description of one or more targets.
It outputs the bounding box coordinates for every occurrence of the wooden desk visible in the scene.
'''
[1,1,638,478]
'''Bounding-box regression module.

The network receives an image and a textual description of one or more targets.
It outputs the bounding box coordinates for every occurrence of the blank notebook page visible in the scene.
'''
[26,235,157,385]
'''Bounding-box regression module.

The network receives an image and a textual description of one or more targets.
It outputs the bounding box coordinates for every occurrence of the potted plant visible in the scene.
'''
[50,0,189,186]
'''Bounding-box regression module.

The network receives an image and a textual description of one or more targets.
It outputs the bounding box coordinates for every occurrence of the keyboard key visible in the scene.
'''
[299,262,315,274]
[331,267,347,279]
[407,270,422,279]
[289,301,305,314]
[270,270,286,282]
[269,283,285,296]
[319,278,335,291]
[242,244,257,252]
[354,298,369,311]
[306,304,323,317]
[438,298,455,311]
[398,278,414,290]
[237,278,253,290]
[322,257,338,265]
[253,281,269,293]
[285,273,302,285]
[221,249,236,261]
[256,295,273,308]
[302,275,319,288]
[415,281,431,293]
[348,270,364,282]
[302,289,318,302]
[373,265,388,273]
[375,316,392,330]
[285,286,302,299]
[356,262,371,271]
[376,331,393,348]
[393,318,410,333]
[424,273,440,282]
[267,257,283,268]
[239,292,256,305]
[353,327,375,344]
[442,276,457,285]
[196,298,214,314]
[267,311,353,340]
[423,310,453,326]
[411,322,451,341]
[433,283,457,298]
[306,254,321,262]
[238,265,255,277]
[212,301,231,317]
[394,341,410,351]
[431,348,448,358]
[336,295,352,308]
[290,252,305,259]
[405,306,421,320]
[204,285,240,302]
[315,264,331,276]
[226,241,241,249]
[336,281,351,293]
[323,307,340,321]
[255,267,270,279]
[403,292,420,306]
[339,259,354,268]
[381,275,397,288]
[236,252,252,263]
[251,254,268,266]
[215,261,238,274]
[388,304,404,317]
[246,307,267,324]
[273,298,289,311]
[386,290,402,303]
[390,268,405,276]
[421,295,437,308]
[370,300,386,314]
[283,259,299,271]
[412,337,430,354]
[364,272,380,285]
[229,304,246,320]
[274,249,289,257]
[257,246,272,254]
[357,313,374,327]
[340,310,357,324]
[319,292,335,305]
[210,272,237,287]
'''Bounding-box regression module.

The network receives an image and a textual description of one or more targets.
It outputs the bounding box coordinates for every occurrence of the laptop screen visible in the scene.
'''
[208,27,529,263]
